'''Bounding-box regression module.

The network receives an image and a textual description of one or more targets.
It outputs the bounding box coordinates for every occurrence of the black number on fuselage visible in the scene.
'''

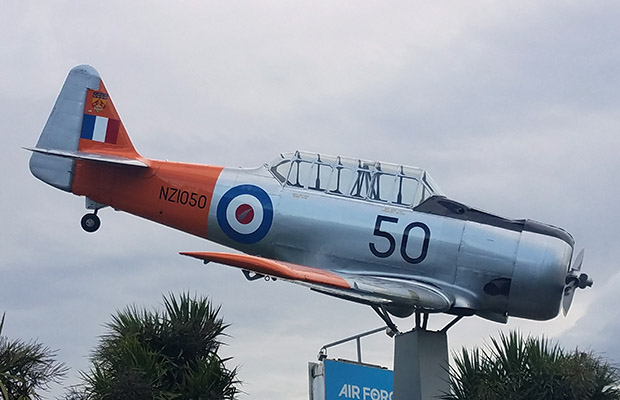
[369,215,398,258]
[369,215,430,264]
[401,222,431,264]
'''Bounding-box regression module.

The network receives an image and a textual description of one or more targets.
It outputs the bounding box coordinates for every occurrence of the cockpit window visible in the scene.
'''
[308,162,333,191]
[369,172,395,202]
[268,151,443,208]
[270,158,291,183]
[350,162,372,199]
[287,159,313,187]
[328,164,354,195]
[392,176,419,207]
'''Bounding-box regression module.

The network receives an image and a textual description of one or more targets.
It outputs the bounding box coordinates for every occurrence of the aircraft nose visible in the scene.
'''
[508,220,574,320]
[524,220,575,282]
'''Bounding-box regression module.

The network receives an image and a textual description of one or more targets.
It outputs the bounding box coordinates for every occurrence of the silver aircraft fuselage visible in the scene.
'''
[205,152,574,323]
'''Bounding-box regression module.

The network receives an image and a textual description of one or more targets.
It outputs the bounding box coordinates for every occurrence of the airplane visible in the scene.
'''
[26,65,592,332]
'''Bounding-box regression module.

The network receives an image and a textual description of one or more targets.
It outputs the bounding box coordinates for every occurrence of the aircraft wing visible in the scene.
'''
[180,252,453,312]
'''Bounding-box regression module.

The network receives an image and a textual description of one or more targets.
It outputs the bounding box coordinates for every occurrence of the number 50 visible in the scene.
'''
[369,215,430,264]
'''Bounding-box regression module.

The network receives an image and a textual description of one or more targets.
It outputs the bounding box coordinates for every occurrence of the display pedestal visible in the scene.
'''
[393,329,449,400]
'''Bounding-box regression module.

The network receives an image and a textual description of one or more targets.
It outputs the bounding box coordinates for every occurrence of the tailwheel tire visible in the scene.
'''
[81,213,101,233]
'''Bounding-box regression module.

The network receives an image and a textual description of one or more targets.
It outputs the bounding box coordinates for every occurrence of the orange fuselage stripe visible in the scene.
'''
[72,160,223,239]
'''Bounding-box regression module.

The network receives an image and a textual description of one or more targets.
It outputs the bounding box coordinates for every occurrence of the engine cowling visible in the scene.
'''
[507,221,574,320]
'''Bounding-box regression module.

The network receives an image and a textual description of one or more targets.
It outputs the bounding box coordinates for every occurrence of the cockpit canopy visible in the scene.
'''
[268,151,443,208]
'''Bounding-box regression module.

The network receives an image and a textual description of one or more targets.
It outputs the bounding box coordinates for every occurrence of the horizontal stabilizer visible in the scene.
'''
[24,147,148,168]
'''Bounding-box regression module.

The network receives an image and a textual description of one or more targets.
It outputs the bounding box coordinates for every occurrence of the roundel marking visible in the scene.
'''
[217,185,273,244]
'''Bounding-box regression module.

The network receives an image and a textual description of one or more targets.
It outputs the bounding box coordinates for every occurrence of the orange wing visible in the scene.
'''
[180,251,454,312]
[180,251,350,289]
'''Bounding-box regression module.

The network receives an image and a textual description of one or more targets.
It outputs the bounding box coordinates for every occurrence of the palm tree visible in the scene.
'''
[0,312,68,400]
[68,293,239,399]
[444,330,620,400]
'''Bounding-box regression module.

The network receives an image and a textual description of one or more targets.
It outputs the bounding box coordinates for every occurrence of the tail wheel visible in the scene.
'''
[81,213,101,233]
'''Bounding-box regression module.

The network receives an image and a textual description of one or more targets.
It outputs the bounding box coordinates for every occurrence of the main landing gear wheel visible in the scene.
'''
[81,213,101,233]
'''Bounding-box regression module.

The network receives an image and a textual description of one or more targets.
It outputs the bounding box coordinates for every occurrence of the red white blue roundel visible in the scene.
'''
[216,185,273,244]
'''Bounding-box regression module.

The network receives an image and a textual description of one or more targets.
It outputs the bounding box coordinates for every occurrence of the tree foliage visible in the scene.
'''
[68,293,239,400]
[0,312,68,400]
[444,330,620,400]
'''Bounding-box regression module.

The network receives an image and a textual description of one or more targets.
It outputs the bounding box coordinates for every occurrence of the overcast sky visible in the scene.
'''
[1,1,619,398]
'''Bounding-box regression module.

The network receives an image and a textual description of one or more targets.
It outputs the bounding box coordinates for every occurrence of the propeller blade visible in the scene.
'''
[562,284,576,316]
[562,248,586,316]
[571,249,585,273]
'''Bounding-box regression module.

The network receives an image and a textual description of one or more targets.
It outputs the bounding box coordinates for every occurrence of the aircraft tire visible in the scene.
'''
[81,213,101,233]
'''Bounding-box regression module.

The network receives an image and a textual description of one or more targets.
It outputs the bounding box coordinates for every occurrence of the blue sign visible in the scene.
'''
[324,360,393,400]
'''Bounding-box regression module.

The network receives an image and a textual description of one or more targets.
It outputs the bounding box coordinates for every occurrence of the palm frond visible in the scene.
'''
[445,329,620,400]
[74,292,239,399]
[0,315,67,400]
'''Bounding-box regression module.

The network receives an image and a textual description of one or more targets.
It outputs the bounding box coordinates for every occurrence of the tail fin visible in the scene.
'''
[29,65,144,192]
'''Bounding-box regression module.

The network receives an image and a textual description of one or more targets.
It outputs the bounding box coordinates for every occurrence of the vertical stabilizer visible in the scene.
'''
[29,65,142,192]
[30,65,101,191]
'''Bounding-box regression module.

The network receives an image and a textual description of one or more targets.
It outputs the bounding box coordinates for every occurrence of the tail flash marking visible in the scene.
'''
[80,114,120,144]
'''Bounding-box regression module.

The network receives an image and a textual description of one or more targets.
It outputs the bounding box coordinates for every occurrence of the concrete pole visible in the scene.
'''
[393,330,449,400]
